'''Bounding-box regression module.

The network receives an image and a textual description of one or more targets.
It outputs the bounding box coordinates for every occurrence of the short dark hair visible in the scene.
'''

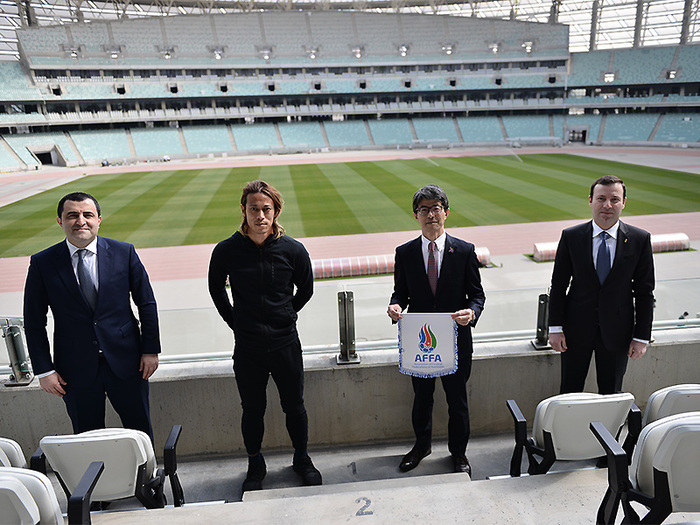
[590,175,626,200]
[240,180,285,239]
[57,192,101,218]
[412,184,449,214]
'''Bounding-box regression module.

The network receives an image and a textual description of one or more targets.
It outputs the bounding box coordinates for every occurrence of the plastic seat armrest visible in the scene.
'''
[164,425,184,507]
[68,461,104,525]
[506,400,528,477]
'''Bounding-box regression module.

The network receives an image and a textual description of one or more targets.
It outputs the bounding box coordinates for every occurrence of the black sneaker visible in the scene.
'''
[292,455,322,486]
[242,454,267,492]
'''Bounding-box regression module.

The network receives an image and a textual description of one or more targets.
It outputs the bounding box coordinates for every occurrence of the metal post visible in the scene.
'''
[2,318,34,386]
[531,293,551,350]
[336,291,360,365]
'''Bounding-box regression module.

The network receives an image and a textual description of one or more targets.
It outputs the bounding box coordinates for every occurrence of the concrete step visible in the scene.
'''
[243,471,468,502]
[90,468,700,524]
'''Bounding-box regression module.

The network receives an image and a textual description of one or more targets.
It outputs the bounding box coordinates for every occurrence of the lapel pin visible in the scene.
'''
[448,247,454,253]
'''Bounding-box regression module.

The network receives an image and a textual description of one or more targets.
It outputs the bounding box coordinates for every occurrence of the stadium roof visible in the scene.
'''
[0,0,698,60]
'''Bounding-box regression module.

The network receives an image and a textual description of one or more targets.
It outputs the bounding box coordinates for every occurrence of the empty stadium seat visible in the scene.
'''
[36,425,183,510]
[0,438,27,468]
[591,412,700,524]
[0,464,102,524]
[642,384,700,426]
[507,392,640,476]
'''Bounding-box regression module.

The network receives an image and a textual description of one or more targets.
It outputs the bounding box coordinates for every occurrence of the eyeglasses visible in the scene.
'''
[416,205,445,216]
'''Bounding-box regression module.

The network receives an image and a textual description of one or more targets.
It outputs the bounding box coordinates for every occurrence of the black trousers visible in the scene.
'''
[411,352,472,457]
[233,339,308,456]
[63,353,153,440]
[560,328,629,395]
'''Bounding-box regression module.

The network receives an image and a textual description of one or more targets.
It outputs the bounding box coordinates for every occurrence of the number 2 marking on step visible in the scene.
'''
[355,497,373,516]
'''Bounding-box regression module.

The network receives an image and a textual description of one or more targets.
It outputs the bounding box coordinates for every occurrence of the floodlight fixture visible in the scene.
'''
[604,72,615,83]
[103,44,123,59]
[304,45,320,60]
[667,69,677,79]
[62,43,84,59]
[351,45,364,59]
[257,46,273,61]
[208,45,227,60]
[522,40,534,53]
[157,45,176,60]
[488,42,500,54]
[441,43,454,55]
[398,44,409,57]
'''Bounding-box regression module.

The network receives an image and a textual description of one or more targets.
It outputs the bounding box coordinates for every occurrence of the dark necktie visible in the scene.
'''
[427,241,438,296]
[77,249,97,310]
[596,231,611,284]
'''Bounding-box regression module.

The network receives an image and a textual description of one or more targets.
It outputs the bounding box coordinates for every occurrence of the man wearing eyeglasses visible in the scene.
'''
[387,184,485,476]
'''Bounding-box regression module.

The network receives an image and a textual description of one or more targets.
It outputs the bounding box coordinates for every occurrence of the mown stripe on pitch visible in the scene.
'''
[316,161,410,234]
[289,163,364,237]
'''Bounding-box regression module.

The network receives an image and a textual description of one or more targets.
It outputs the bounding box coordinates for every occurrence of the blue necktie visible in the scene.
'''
[77,249,97,311]
[596,232,611,284]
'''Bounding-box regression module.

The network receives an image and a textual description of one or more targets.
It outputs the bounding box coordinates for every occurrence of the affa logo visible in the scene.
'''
[416,323,442,363]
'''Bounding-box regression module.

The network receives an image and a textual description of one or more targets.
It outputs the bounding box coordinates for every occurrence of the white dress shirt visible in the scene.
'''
[421,232,446,278]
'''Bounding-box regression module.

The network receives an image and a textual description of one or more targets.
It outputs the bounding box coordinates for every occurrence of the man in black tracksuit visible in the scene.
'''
[208,180,320,493]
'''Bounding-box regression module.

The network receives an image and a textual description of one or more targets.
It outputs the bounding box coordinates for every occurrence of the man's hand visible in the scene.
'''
[549,332,568,353]
[140,354,159,379]
[451,309,475,326]
[628,340,647,360]
[39,372,67,397]
[387,304,403,322]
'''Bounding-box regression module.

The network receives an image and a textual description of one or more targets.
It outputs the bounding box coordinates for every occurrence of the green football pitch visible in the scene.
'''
[1,153,699,258]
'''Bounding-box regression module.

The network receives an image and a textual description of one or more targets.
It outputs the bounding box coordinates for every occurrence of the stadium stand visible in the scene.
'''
[412,117,460,143]
[501,115,551,139]
[181,125,233,154]
[367,118,414,145]
[130,127,183,158]
[230,122,280,152]
[601,113,661,142]
[278,121,327,149]
[0,13,697,170]
[653,113,700,142]
[70,129,132,162]
[457,116,505,143]
[324,120,371,147]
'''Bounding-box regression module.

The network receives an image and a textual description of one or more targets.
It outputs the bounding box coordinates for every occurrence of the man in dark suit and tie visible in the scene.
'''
[548,175,655,395]
[24,191,161,439]
[387,184,485,475]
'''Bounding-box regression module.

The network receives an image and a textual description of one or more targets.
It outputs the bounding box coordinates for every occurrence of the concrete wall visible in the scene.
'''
[1,328,698,459]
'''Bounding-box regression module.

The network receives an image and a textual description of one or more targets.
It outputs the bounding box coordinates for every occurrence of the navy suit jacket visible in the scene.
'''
[548,220,655,352]
[390,234,486,355]
[23,236,161,387]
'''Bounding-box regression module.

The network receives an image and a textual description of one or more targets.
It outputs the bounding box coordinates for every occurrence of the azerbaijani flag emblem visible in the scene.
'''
[418,323,437,353]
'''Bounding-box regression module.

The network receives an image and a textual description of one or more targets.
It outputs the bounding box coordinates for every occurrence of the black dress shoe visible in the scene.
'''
[452,455,471,475]
[399,447,431,472]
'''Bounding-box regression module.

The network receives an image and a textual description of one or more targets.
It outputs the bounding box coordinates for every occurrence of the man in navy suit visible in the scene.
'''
[548,175,655,394]
[388,184,485,475]
[24,192,161,439]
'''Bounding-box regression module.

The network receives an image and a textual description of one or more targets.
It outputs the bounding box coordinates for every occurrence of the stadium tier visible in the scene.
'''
[0,12,698,169]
